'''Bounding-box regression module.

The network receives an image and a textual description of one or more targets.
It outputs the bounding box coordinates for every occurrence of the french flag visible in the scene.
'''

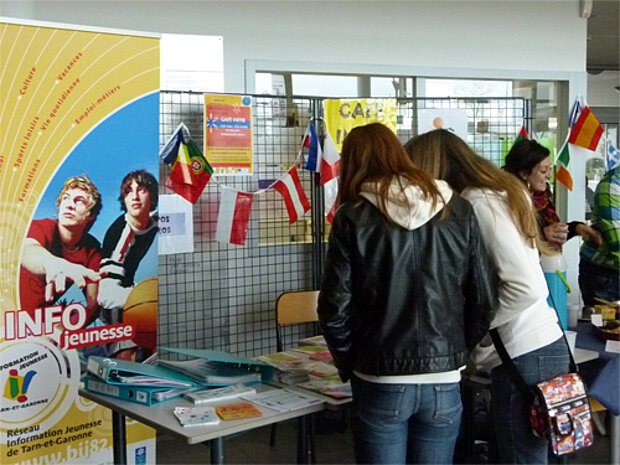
[320,127,340,185]
[273,167,311,224]
[215,187,254,246]
[304,121,323,172]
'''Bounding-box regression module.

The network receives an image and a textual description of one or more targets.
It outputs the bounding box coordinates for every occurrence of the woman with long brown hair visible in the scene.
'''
[405,129,570,464]
[318,123,497,464]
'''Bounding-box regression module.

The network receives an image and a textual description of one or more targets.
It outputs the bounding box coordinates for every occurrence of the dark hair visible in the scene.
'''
[338,123,443,221]
[404,129,544,251]
[119,170,158,212]
[503,139,550,182]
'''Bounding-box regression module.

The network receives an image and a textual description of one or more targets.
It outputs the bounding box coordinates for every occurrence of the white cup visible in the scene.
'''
[567,304,580,328]
[565,330,577,355]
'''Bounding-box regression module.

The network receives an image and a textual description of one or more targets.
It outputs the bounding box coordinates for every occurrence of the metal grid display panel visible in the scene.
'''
[158,92,318,357]
[395,97,529,166]
[158,93,529,358]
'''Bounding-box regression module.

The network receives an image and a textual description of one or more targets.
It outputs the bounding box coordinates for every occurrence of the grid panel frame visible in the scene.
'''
[158,92,529,357]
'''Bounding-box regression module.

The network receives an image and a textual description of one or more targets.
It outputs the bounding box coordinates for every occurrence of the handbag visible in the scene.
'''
[490,328,594,456]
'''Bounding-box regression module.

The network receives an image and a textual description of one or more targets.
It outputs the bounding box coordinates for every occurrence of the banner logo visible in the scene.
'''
[3,369,37,403]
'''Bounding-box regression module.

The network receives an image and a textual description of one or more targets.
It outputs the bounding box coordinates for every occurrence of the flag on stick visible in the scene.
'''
[607,141,620,172]
[568,106,603,151]
[215,187,254,246]
[515,126,529,143]
[165,138,213,203]
[324,177,339,224]
[303,121,323,172]
[320,127,340,185]
[273,167,311,224]
[555,142,573,191]
[160,124,186,165]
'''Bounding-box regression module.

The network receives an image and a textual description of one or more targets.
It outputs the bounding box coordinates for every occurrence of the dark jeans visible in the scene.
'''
[579,260,619,306]
[350,375,462,464]
[490,337,570,464]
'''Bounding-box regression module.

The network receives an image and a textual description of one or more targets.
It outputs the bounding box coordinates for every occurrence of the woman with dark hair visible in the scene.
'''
[504,139,601,249]
[405,129,570,464]
[318,123,497,464]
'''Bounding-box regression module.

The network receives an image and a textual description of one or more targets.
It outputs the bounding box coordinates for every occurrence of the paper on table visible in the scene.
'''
[605,340,620,354]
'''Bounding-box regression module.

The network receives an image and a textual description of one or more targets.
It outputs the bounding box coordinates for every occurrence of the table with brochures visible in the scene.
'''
[79,383,324,465]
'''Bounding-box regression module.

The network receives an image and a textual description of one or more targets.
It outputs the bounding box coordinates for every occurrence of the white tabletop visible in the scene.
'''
[79,384,324,445]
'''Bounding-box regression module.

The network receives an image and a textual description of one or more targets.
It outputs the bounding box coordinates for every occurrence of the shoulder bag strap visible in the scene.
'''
[489,328,531,395]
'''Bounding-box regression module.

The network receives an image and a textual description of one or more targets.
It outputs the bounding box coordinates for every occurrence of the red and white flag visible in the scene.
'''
[324,177,339,223]
[215,187,254,245]
[273,167,311,224]
[320,127,340,185]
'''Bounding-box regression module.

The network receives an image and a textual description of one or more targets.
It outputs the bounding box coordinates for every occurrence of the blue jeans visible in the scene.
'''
[491,337,570,464]
[350,375,462,464]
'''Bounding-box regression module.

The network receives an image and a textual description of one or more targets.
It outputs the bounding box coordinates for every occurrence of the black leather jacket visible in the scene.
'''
[318,195,498,381]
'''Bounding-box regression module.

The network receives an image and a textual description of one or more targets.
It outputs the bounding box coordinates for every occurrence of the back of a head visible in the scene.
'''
[338,123,438,206]
[504,139,550,179]
[405,129,542,248]
[404,129,494,193]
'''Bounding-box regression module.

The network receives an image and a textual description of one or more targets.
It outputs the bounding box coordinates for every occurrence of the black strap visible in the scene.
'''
[490,274,578,396]
[489,328,531,396]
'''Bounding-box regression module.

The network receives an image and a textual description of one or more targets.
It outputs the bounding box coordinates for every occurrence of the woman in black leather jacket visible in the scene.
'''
[318,123,498,465]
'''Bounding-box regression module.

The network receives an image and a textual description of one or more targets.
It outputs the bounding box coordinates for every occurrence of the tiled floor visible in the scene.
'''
[156,412,613,464]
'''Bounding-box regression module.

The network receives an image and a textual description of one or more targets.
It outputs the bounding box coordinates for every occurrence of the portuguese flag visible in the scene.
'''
[166,138,213,203]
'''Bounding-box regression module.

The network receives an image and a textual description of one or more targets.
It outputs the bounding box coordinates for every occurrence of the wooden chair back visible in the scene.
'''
[275,290,319,351]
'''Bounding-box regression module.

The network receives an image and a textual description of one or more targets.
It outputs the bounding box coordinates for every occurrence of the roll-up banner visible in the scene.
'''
[0,19,159,464]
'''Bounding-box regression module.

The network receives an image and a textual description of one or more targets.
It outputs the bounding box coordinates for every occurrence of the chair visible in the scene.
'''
[271,290,320,460]
[275,290,320,352]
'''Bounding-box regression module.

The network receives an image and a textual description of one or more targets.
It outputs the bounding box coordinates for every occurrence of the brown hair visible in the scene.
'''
[119,169,158,212]
[338,123,443,221]
[404,129,550,252]
[56,174,102,219]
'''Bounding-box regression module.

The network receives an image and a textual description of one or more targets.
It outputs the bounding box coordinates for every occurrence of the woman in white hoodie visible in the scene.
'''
[319,123,497,464]
[405,129,569,464]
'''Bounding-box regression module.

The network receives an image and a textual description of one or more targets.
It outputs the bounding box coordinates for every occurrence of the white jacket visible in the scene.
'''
[463,188,562,370]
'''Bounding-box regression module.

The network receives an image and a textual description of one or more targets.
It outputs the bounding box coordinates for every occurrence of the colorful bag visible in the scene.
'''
[529,373,594,456]
[490,330,594,457]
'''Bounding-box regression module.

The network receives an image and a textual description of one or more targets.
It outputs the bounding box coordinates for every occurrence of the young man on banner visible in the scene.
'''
[96,169,158,361]
[19,175,103,321]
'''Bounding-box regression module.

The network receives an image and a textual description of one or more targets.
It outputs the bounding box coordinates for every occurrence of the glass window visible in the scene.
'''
[291,74,357,97]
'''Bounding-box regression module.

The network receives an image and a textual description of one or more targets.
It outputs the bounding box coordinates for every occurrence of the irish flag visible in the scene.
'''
[215,187,254,245]
[273,167,310,224]
[568,106,603,151]
[555,142,573,191]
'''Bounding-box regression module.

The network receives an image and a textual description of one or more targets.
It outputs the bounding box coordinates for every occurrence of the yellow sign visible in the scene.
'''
[323,98,397,151]
[1,21,159,464]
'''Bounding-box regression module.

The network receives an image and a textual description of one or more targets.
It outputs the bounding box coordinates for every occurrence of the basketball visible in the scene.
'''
[123,277,158,350]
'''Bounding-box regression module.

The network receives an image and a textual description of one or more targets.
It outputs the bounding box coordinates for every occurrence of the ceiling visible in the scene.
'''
[587,0,619,73]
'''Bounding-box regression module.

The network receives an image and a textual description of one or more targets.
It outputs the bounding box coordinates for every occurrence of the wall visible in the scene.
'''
[1,0,587,93]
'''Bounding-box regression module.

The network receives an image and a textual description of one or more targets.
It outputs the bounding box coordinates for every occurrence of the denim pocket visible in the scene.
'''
[538,354,570,380]
[433,383,462,425]
[354,381,407,425]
